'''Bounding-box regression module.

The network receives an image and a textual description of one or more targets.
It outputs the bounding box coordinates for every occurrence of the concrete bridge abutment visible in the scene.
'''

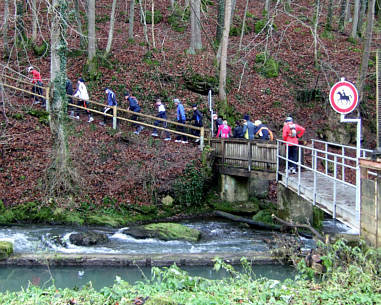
[277,183,313,224]
[217,171,272,202]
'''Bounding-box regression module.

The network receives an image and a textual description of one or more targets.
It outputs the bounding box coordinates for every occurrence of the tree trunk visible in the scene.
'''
[15,0,26,44]
[139,0,150,47]
[357,0,367,37]
[313,0,320,67]
[106,0,117,54]
[357,0,376,106]
[3,0,9,58]
[216,0,224,45]
[169,0,175,9]
[339,0,347,32]
[325,0,333,32]
[218,0,232,103]
[230,0,236,25]
[189,0,202,54]
[49,0,79,200]
[238,0,249,51]
[128,0,135,39]
[31,0,37,41]
[151,0,156,49]
[264,0,270,16]
[74,0,86,49]
[87,0,97,77]
[351,0,360,39]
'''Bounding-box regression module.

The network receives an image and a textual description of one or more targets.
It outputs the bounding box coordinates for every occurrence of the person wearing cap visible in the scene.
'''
[173,98,188,143]
[27,66,44,105]
[190,104,203,142]
[100,88,117,126]
[282,116,305,174]
[242,114,255,140]
[73,78,93,122]
[152,99,171,141]
[125,91,143,134]
[254,120,274,141]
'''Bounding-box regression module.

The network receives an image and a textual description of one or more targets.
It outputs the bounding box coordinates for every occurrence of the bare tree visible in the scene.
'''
[313,0,320,67]
[3,0,9,58]
[216,0,225,44]
[218,0,232,103]
[74,0,86,49]
[357,0,367,36]
[128,0,135,39]
[325,0,333,32]
[31,0,37,41]
[189,0,202,54]
[264,0,270,15]
[106,0,117,54]
[358,0,376,105]
[239,0,249,51]
[351,0,360,39]
[48,0,80,200]
[87,0,97,77]
[139,0,151,47]
[151,0,156,49]
[339,0,347,32]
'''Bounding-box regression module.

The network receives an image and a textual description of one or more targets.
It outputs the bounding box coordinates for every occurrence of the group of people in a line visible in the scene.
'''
[27,67,304,160]
[213,114,274,141]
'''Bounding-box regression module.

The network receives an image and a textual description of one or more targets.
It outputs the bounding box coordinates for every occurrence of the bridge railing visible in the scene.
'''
[276,139,368,227]
[0,73,206,148]
[210,138,277,172]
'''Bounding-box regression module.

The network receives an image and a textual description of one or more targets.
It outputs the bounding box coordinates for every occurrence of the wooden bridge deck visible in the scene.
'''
[279,171,358,230]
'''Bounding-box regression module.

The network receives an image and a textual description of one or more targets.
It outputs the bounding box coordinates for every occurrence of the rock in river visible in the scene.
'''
[69,231,109,246]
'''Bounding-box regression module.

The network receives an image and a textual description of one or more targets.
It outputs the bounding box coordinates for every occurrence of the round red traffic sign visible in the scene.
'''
[329,79,358,114]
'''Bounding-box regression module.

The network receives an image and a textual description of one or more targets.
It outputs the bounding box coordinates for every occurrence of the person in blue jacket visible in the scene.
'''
[242,114,255,140]
[174,98,188,143]
[190,104,203,142]
[100,88,117,126]
[125,91,144,134]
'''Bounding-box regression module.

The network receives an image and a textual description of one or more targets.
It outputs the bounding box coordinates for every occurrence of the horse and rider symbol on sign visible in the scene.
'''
[329,79,358,114]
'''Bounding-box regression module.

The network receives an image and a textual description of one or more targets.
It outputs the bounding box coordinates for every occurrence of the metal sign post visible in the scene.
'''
[208,90,214,137]
[329,77,361,229]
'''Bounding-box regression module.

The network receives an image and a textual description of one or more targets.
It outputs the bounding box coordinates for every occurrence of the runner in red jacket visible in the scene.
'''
[282,117,305,174]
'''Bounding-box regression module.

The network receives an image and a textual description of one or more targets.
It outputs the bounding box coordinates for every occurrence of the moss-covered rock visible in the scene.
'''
[0,241,13,260]
[124,223,201,242]
[252,210,275,225]
[183,72,218,95]
[162,195,174,207]
[69,231,109,247]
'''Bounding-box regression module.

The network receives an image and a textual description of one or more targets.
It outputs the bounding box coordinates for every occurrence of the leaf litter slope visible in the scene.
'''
[0,0,378,207]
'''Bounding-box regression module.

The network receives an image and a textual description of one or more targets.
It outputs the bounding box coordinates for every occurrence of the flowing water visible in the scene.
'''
[0,218,354,292]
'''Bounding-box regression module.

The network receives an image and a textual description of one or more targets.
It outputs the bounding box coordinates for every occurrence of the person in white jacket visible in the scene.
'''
[73,78,93,123]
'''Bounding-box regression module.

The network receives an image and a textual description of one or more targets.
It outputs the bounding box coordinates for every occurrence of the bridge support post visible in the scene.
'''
[113,106,117,130]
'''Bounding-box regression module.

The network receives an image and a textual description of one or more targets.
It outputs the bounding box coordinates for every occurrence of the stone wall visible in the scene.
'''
[360,159,381,247]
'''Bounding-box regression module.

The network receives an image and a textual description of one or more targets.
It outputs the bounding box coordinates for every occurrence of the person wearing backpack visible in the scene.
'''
[282,116,305,174]
[254,120,274,141]
[242,114,255,140]
[190,104,203,142]
[174,98,188,143]
[216,120,232,138]
[125,91,143,134]
[100,88,117,126]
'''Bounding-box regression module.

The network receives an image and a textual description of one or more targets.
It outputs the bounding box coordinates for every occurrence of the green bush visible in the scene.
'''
[254,52,279,78]
[144,10,163,24]
[168,6,190,32]
[172,162,210,207]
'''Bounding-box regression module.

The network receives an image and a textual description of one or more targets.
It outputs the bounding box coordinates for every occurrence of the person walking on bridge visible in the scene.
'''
[152,99,171,141]
[27,66,45,105]
[282,116,305,174]
[242,114,255,140]
[125,91,143,134]
[174,98,188,144]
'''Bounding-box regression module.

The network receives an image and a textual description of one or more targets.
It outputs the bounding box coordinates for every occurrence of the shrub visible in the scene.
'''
[254,52,279,78]
[168,6,190,32]
[144,10,163,24]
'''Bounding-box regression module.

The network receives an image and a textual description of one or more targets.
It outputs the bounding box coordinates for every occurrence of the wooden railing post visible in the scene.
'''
[248,141,252,171]
[45,86,50,112]
[113,106,117,129]
[199,127,204,150]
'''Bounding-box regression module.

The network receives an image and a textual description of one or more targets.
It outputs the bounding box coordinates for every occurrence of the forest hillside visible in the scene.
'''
[0,0,380,212]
